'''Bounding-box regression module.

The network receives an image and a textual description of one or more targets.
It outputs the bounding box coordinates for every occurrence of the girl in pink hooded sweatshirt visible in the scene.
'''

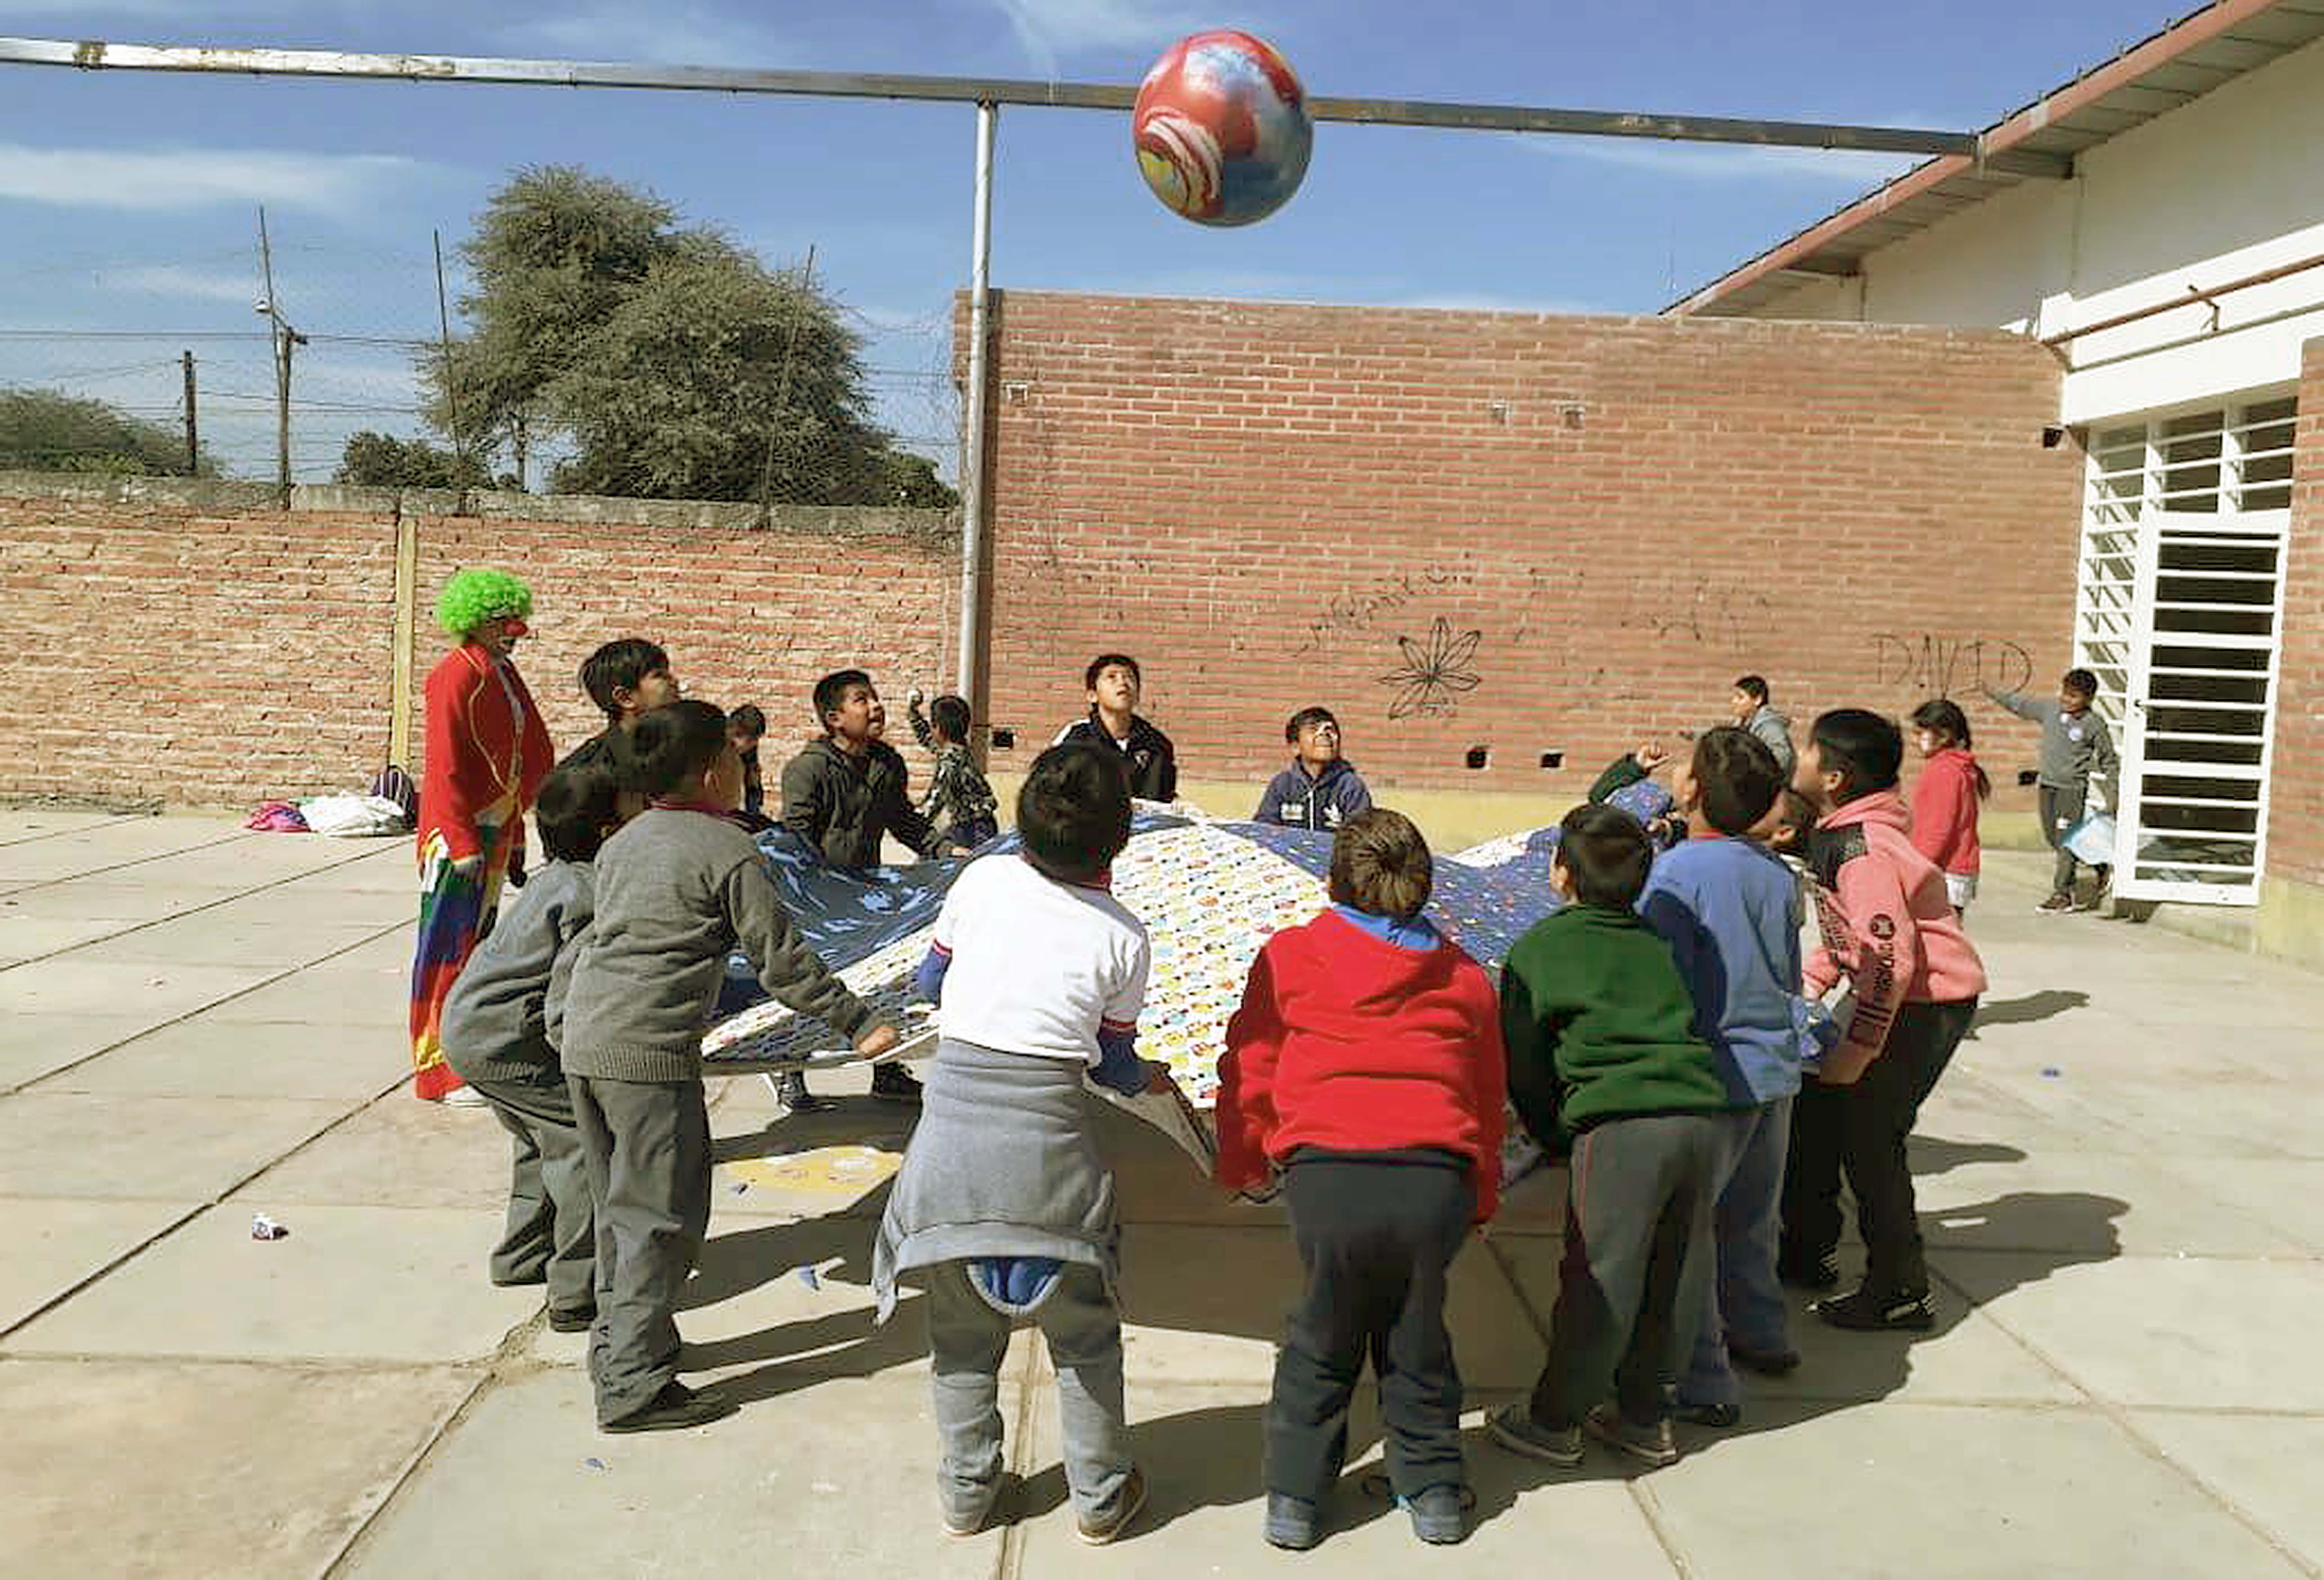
[1779,708,1985,1333]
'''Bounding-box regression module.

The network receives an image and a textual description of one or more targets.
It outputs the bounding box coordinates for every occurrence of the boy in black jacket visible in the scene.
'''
[777,669,967,1109]
[1054,653,1178,802]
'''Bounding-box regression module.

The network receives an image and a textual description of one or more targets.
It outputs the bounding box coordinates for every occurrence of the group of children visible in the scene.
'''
[438,615,2113,1546]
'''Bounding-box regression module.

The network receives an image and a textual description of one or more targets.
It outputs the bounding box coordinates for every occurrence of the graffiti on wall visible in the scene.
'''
[1379,617,1483,718]
[1290,564,1469,659]
[1871,634,2035,696]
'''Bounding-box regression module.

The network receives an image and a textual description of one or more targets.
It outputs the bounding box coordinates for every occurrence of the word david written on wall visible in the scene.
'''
[1871,634,2035,696]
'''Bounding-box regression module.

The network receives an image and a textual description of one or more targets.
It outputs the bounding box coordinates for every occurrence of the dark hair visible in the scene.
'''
[1328,809,1433,920]
[1284,706,1338,744]
[533,760,624,863]
[726,703,766,737]
[579,639,670,721]
[2062,668,2099,699]
[1909,698,1991,800]
[1556,803,1654,910]
[1016,743,1132,884]
[1734,674,1771,704]
[1692,726,1785,836]
[930,694,972,743]
[1775,788,1819,837]
[1810,708,1904,802]
[1085,653,1142,692]
[812,668,874,730]
[627,699,729,799]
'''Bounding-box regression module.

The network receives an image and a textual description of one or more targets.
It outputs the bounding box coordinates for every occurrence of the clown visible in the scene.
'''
[409,568,557,1102]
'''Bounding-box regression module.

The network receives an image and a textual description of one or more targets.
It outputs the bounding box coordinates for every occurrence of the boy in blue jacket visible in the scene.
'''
[1638,727,1822,1424]
[1255,707,1374,831]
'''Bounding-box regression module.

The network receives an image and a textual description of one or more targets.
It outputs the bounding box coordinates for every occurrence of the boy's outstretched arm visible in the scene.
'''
[904,695,936,751]
[723,859,882,1044]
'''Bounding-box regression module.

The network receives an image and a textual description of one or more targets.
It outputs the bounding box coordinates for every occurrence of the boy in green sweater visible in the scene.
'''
[1487,803,1731,1471]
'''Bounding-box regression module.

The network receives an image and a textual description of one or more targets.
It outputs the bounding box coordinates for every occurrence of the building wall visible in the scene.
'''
[2269,336,2324,891]
[976,293,2081,816]
[0,478,958,807]
[1742,34,2324,423]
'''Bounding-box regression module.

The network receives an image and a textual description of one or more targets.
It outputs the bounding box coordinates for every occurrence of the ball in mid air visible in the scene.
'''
[1132,30,1312,227]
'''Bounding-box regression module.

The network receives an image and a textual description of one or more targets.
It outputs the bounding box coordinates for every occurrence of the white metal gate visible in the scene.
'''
[2080,399,2293,906]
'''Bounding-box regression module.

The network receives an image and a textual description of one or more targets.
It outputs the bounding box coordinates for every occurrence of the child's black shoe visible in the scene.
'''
[1776,1249,1840,1290]
[600,1380,735,1434]
[1814,1287,1936,1331]
[871,1063,924,1103]
[547,1304,596,1334]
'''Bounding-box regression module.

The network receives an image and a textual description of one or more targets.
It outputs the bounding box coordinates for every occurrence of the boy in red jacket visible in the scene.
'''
[1781,709,1987,1331]
[1215,810,1505,1552]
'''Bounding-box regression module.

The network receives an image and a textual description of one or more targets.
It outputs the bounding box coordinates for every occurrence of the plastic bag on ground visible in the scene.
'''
[299,793,413,838]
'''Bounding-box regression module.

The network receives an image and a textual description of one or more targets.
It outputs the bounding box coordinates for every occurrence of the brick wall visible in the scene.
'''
[976,294,2084,819]
[0,477,957,807]
[2265,338,2324,888]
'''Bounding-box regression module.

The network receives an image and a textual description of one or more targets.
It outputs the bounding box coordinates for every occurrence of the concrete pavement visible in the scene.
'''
[1,809,2320,1578]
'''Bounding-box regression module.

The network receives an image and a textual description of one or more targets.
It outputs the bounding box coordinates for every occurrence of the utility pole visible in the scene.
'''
[180,350,197,476]
[256,206,306,507]
[433,229,465,488]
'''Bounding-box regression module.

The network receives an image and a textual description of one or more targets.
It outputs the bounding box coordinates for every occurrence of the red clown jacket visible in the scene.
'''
[418,642,555,863]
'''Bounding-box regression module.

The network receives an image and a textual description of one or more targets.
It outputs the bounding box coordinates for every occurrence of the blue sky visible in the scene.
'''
[0,0,2191,480]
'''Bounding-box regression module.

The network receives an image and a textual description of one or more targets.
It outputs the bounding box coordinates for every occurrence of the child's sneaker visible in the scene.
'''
[2075,867,2113,912]
[1672,1399,1741,1428]
[1814,1287,1936,1331]
[1726,1340,1801,1376]
[1075,1466,1147,1546]
[871,1063,924,1103]
[1262,1492,1321,1551]
[769,1070,830,1114]
[1584,1403,1678,1468]
[2036,892,2075,914]
[1399,1484,1472,1546]
[1485,1404,1583,1467]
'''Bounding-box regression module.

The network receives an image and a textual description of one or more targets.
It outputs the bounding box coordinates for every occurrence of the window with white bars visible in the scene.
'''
[2075,392,2295,903]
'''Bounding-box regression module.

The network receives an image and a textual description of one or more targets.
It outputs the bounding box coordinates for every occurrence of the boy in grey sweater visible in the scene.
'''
[1987,667,2121,912]
[552,700,900,1433]
[443,758,623,1333]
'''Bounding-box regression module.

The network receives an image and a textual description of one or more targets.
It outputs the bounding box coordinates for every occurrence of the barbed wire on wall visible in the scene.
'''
[0,236,962,498]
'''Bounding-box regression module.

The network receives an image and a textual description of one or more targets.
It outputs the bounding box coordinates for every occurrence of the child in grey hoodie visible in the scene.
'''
[443,758,623,1333]
[552,700,899,1434]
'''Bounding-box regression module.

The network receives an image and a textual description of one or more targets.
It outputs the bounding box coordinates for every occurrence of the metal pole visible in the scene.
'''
[955,100,997,734]
[0,36,2067,172]
[180,349,197,475]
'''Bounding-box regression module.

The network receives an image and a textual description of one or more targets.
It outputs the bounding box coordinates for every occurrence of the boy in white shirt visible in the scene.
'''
[872,743,1174,1546]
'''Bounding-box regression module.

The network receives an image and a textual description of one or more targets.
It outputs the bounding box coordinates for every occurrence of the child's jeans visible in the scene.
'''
[1270,1153,1473,1503]
[925,1257,1133,1527]
[1783,999,1978,1299]
[1528,1113,1724,1429]
[568,1075,711,1425]
[1678,1097,1793,1409]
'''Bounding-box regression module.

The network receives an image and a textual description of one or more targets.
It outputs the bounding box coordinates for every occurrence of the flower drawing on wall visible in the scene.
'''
[1379,617,1482,719]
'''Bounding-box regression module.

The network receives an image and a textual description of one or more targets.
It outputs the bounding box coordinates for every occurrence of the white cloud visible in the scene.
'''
[0,144,428,216]
[496,8,790,65]
[99,264,262,304]
[989,0,1213,76]
[1521,135,1926,187]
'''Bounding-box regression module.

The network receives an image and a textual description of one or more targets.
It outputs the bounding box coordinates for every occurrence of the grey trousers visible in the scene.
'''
[470,1069,595,1318]
[569,1075,712,1426]
[2039,783,2091,893]
[924,1258,1133,1525]
[1527,1113,1725,1430]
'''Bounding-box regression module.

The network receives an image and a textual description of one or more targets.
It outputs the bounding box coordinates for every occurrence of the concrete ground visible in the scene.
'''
[2,810,2320,1579]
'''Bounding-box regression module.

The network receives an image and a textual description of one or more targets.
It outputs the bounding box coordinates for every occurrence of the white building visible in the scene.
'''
[1673,0,2324,947]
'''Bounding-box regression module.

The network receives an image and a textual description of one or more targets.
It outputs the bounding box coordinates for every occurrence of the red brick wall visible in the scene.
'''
[976,294,2083,817]
[0,479,957,807]
[2265,338,2324,888]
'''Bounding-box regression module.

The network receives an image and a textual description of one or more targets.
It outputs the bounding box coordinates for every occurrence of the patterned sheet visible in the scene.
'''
[704,814,1562,1109]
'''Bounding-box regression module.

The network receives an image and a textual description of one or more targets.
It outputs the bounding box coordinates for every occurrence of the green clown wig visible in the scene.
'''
[434,568,534,638]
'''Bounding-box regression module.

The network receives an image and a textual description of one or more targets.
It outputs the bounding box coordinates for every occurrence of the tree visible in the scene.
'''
[0,388,214,476]
[425,165,955,507]
[334,431,492,490]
